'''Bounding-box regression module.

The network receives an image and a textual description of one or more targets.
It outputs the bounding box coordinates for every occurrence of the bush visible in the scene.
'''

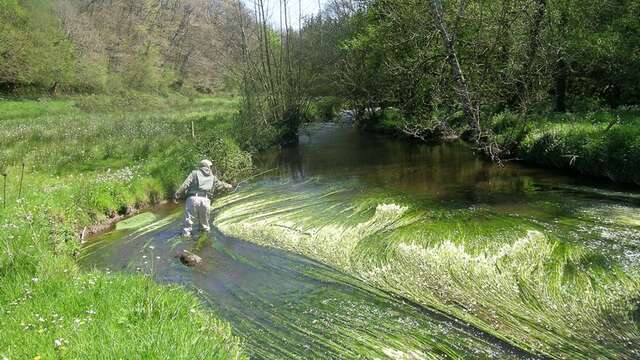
[73,93,185,113]
[308,97,344,121]
[492,110,640,185]
[231,102,279,152]
[489,112,532,146]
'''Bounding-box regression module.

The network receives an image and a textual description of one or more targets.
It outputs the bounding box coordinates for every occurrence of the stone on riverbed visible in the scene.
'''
[178,250,202,267]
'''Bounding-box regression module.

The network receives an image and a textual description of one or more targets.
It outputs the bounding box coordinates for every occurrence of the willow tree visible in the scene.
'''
[235,0,309,149]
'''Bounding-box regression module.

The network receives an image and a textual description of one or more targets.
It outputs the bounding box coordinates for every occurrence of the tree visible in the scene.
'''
[430,0,481,142]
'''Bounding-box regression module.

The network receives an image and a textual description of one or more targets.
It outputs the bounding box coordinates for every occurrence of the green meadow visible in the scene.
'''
[0,96,250,359]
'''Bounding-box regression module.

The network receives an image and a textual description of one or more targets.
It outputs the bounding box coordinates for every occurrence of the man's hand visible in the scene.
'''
[224,183,233,191]
[172,194,179,204]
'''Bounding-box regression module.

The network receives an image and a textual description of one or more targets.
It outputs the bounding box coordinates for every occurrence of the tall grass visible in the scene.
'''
[0,96,249,359]
[212,181,640,359]
[491,108,640,185]
[1,271,244,359]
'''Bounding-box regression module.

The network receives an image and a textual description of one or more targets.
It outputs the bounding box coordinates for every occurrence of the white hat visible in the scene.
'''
[199,159,213,168]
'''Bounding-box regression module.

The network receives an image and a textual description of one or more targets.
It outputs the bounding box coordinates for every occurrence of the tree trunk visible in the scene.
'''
[555,57,567,112]
[430,0,481,142]
[511,0,547,109]
[49,81,59,96]
[553,6,569,113]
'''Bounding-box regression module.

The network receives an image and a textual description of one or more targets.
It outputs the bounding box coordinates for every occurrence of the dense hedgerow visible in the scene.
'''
[491,108,640,185]
[0,96,249,359]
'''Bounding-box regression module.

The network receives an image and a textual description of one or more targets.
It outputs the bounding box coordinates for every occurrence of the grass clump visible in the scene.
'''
[0,95,249,358]
[1,271,244,359]
[491,108,640,185]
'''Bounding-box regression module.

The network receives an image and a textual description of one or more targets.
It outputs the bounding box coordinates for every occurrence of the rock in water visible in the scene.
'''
[178,250,202,267]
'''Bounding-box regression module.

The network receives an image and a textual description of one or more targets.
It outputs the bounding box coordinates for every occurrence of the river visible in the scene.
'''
[81,123,640,359]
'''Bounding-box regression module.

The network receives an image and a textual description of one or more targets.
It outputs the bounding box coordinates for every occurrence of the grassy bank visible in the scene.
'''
[491,108,640,185]
[336,103,640,186]
[0,95,250,359]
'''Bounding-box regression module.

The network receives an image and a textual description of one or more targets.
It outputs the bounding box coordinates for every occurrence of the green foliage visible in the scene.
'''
[231,93,295,152]
[489,112,534,149]
[0,99,77,120]
[237,39,310,148]
[73,92,186,113]
[550,0,640,108]
[0,96,249,176]
[308,97,345,121]
[205,137,253,181]
[150,124,253,193]
[234,89,307,150]
[492,109,640,184]
[0,0,104,93]
[232,110,278,152]
[0,0,246,96]
[122,46,168,93]
[299,0,640,143]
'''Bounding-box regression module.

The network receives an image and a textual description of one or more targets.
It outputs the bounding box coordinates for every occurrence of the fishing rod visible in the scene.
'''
[232,168,277,192]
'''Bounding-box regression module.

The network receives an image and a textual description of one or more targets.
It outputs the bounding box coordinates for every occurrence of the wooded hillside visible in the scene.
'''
[0,0,251,95]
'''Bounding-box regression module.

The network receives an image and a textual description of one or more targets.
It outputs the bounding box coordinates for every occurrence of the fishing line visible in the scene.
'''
[232,167,278,192]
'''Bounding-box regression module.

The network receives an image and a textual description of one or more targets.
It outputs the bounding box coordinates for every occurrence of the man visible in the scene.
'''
[174,160,232,237]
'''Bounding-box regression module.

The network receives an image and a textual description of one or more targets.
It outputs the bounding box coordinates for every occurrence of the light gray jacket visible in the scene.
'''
[175,167,228,199]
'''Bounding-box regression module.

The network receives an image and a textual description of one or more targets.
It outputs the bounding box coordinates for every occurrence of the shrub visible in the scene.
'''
[309,97,344,121]
[492,110,640,185]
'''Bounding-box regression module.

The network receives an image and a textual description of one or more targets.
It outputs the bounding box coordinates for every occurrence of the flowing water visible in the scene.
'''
[82,123,640,359]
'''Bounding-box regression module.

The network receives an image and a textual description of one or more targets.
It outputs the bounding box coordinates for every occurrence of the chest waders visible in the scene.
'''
[182,170,215,237]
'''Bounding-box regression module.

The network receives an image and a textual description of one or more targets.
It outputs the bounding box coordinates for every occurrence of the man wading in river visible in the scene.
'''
[174,160,232,238]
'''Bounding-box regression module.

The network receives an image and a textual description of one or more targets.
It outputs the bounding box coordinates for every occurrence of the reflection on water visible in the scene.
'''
[256,123,640,268]
[264,123,639,195]
[261,124,540,196]
[83,123,640,359]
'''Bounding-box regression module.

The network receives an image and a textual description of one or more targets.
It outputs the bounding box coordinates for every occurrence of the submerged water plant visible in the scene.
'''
[212,181,640,359]
[83,206,531,359]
